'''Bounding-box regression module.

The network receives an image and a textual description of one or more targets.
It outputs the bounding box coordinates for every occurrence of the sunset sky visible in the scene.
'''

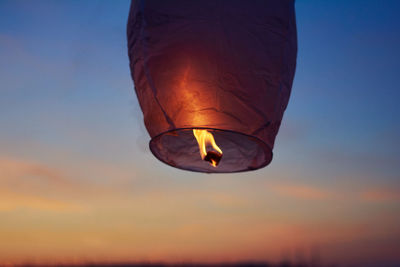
[0,0,400,266]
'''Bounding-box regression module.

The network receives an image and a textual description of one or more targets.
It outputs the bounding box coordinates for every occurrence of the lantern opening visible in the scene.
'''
[149,128,272,173]
[193,129,223,167]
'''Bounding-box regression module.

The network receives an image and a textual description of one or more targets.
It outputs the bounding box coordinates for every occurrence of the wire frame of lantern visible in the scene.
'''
[127,0,297,173]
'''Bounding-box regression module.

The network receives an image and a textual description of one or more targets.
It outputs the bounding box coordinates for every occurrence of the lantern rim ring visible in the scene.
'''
[149,127,273,174]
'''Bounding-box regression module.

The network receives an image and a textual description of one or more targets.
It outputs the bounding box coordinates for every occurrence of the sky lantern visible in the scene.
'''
[127,0,297,173]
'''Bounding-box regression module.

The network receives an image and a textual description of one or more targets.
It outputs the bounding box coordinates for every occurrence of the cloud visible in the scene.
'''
[0,190,84,212]
[0,156,68,183]
[270,184,330,200]
[360,188,400,203]
[0,156,87,212]
[0,156,79,194]
[0,155,135,194]
[0,154,146,212]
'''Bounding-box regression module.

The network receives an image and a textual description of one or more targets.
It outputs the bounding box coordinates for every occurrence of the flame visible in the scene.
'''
[193,129,223,167]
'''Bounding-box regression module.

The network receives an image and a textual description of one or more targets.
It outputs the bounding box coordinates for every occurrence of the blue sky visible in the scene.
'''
[0,1,399,266]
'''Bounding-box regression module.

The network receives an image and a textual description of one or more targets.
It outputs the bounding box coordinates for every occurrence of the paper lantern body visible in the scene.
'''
[127,0,297,173]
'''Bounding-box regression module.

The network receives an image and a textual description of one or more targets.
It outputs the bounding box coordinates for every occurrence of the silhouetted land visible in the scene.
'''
[16,262,336,267]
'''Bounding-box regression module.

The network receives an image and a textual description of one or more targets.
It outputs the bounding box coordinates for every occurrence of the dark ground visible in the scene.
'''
[16,262,335,267]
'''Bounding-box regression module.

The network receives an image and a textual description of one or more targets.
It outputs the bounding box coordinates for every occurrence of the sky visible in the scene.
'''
[0,0,399,266]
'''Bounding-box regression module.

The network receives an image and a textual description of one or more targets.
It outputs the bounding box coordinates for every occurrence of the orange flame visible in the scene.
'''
[193,129,223,167]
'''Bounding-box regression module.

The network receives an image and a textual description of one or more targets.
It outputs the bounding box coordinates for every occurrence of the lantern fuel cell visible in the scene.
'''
[127,0,297,173]
[193,129,223,167]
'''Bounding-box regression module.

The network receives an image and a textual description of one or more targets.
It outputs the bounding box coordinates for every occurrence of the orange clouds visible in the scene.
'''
[267,180,400,204]
[360,188,400,203]
[0,154,399,266]
[0,156,67,184]
[270,184,330,200]
[0,190,83,212]
[0,156,86,212]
